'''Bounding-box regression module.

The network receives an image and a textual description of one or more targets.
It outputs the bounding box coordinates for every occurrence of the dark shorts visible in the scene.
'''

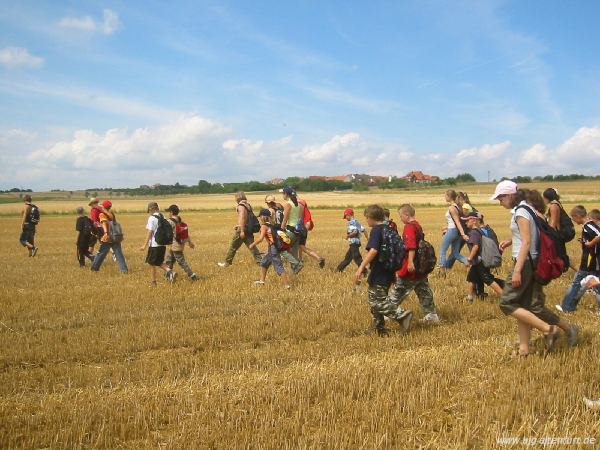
[298,229,308,246]
[260,245,285,275]
[467,263,495,285]
[19,225,35,246]
[146,246,166,266]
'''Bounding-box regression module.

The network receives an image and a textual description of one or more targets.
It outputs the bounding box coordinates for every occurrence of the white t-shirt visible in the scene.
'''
[510,201,539,259]
[446,205,459,229]
[146,214,162,247]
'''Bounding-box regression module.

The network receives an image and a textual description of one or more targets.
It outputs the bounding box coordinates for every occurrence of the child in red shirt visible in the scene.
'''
[388,204,440,323]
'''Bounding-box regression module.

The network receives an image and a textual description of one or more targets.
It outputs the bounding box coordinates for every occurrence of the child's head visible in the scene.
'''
[76,206,84,215]
[363,204,385,226]
[383,208,391,219]
[146,201,158,214]
[543,188,560,204]
[570,205,587,225]
[258,208,273,225]
[445,189,457,203]
[102,200,112,211]
[457,192,470,206]
[491,180,519,209]
[165,204,179,217]
[464,211,482,228]
[397,204,415,224]
[343,208,354,220]
[588,208,600,222]
[24,194,32,203]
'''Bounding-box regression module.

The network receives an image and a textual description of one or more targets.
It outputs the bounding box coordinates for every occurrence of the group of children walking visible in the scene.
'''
[20,181,598,350]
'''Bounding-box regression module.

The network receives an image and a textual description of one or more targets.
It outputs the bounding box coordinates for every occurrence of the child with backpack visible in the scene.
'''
[139,201,176,286]
[383,208,398,232]
[165,205,198,281]
[388,204,439,323]
[19,194,39,257]
[491,181,577,356]
[90,201,128,274]
[75,206,95,267]
[248,209,291,288]
[464,211,504,302]
[555,205,600,313]
[354,205,413,336]
[336,208,369,274]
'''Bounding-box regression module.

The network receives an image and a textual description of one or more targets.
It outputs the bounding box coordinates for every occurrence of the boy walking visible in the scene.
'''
[556,205,600,312]
[75,206,95,267]
[337,208,369,273]
[464,211,504,302]
[19,194,39,256]
[140,201,176,286]
[388,204,440,323]
[354,205,413,336]
[165,205,198,281]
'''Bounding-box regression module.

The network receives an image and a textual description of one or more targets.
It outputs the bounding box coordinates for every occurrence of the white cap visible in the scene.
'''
[490,180,518,200]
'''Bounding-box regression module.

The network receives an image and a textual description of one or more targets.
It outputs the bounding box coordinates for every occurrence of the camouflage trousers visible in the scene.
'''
[388,277,436,315]
[368,284,406,330]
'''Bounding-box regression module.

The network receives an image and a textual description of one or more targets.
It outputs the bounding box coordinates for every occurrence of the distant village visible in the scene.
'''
[266,171,440,186]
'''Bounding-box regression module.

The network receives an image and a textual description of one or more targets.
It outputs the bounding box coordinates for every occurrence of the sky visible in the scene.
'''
[1,0,600,190]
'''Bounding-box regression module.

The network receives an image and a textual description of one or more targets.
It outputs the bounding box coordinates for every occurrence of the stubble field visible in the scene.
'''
[1,186,599,448]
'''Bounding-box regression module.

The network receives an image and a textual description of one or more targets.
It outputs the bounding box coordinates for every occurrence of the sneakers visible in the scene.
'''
[566,324,579,347]
[396,310,413,331]
[376,328,390,337]
[217,262,229,268]
[30,247,38,257]
[318,258,325,269]
[555,304,563,312]
[254,280,265,285]
[167,270,177,284]
[190,273,199,281]
[421,313,440,324]
[466,295,473,304]
[112,253,117,262]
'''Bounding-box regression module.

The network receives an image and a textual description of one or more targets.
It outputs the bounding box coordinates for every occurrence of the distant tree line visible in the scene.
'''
[500,174,599,184]
[0,188,33,193]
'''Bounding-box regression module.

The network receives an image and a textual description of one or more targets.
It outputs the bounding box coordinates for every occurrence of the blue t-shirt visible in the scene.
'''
[347,218,365,245]
[366,224,396,286]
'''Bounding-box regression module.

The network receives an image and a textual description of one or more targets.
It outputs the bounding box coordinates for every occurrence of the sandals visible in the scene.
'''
[544,325,560,353]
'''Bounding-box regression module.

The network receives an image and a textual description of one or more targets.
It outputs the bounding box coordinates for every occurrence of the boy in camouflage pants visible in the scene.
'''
[354,205,413,336]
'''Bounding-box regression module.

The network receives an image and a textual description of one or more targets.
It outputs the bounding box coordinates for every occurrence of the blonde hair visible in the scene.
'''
[258,214,272,225]
[235,191,247,204]
[398,203,415,217]
[588,209,600,220]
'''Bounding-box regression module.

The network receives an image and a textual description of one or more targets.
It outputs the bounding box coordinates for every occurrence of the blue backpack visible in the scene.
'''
[378,224,405,272]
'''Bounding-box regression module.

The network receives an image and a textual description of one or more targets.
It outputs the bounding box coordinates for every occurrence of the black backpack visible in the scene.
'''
[153,213,174,245]
[241,203,260,234]
[408,223,437,276]
[378,224,405,272]
[29,204,40,224]
[81,217,93,235]
[554,202,575,242]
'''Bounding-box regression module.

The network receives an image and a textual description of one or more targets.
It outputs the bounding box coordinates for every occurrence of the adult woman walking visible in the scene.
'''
[279,187,304,274]
[439,189,469,275]
[218,192,263,267]
[491,181,577,356]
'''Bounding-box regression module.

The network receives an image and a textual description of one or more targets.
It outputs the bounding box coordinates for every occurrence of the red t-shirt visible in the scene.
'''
[90,206,103,224]
[397,220,424,280]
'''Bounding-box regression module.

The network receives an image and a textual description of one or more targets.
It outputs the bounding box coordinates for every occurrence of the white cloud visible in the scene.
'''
[59,9,121,35]
[222,139,265,165]
[521,143,547,165]
[455,141,511,163]
[0,47,44,69]
[299,132,360,163]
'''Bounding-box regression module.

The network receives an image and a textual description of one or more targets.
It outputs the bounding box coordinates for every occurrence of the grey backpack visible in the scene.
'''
[478,228,502,268]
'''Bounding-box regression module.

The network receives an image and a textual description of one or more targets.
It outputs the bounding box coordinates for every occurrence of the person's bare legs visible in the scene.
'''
[490,282,504,295]
[280,272,290,287]
[517,320,531,355]
[259,267,268,283]
[511,308,552,333]
[300,245,320,261]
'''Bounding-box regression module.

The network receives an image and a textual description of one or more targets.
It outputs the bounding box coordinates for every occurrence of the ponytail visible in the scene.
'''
[289,192,298,207]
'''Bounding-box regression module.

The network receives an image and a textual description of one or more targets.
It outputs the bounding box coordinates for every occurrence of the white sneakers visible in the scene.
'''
[421,313,440,323]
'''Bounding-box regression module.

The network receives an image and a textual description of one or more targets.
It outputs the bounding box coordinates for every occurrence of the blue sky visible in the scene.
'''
[1,0,600,190]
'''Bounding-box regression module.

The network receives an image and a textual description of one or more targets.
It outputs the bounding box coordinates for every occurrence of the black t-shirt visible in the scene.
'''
[467,228,482,261]
[75,216,92,245]
[366,224,396,286]
[580,221,600,272]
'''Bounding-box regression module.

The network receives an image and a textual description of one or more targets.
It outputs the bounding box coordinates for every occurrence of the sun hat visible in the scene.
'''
[102,200,112,209]
[165,204,180,215]
[490,180,518,200]
[147,201,159,212]
[265,194,277,203]
[88,197,99,206]
[343,208,354,218]
[463,211,483,220]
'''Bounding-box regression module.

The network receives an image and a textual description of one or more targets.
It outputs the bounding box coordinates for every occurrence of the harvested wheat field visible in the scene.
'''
[1,193,599,448]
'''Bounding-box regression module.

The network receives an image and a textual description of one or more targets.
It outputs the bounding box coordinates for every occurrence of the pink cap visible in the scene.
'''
[490,180,517,200]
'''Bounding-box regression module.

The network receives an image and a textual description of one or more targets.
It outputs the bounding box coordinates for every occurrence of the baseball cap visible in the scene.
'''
[258,208,271,217]
[463,211,483,220]
[343,208,354,218]
[147,201,159,212]
[490,180,518,200]
[265,194,276,204]
[102,200,112,209]
[278,186,295,196]
[165,204,180,215]
[88,197,99,206]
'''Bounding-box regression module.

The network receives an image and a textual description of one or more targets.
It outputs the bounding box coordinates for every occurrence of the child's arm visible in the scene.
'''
[407,249,416,272]
[139,229,153,250]
[499,239,512,251]
[187,236,195,249]
[249,226,267,248]
[584,235,600,248]
[467,244,479,265]
[449,207,468,239]
[354,248,377,283]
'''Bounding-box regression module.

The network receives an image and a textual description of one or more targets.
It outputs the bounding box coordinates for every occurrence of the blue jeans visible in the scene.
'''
[91,241,128,273]
[560,269,600,312]
[439,227,467,268]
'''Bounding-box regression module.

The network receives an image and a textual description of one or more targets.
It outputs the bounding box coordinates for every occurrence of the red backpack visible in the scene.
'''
[298,199,314,231]
[175,221,189,243]
[516,204,566,285]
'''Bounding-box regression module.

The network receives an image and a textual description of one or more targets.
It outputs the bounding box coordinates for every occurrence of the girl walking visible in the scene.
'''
[439,189,469,275]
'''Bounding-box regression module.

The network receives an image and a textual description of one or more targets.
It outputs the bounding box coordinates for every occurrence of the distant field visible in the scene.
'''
[1,180,600,215]
[1,199,599,447]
